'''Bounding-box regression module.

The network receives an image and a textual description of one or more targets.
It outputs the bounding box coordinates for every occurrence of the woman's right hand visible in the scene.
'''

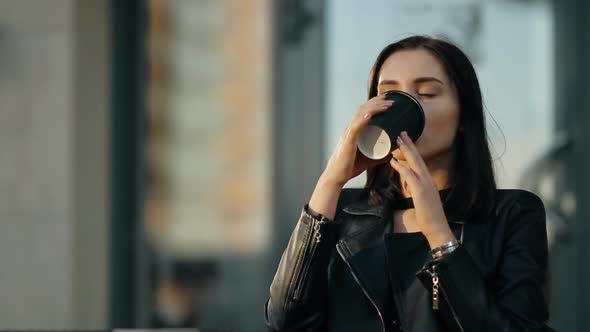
[320,93,394,188]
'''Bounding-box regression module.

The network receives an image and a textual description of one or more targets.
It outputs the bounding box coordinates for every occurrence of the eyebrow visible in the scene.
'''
[379,77,444,86]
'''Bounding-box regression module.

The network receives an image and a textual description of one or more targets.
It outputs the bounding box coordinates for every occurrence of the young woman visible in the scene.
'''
[264,36,554,332]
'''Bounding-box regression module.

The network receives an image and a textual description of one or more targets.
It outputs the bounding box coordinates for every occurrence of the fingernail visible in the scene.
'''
[396,136,404,145]
[364,113,371,119]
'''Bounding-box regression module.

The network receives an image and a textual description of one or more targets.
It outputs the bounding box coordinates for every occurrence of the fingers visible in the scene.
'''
[347,99,394,141]
[361,98,394,118]
[370,93,387,102]
[389,156,420,188]
[356,94,393,121]
[395,131,429,177]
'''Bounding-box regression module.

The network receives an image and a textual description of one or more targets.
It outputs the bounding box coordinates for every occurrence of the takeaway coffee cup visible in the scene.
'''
[356,90,425,160]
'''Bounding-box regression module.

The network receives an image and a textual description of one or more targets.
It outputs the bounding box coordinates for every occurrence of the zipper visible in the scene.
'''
[292,219,325,300]
[313,219,325,244]
[336,241,386,332]
[427,264,465,332]
[432,265,439,310]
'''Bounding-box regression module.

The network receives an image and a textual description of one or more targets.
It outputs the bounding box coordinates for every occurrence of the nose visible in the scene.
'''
[384,88,422,107]
[383,85,419,101]
[396,87,419,100]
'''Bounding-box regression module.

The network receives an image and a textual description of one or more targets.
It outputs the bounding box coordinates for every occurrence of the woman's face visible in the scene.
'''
[377,49,460,166]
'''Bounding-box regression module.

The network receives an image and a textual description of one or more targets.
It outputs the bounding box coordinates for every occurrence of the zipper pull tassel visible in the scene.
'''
[432,265,439,310]
[313,220,325,243]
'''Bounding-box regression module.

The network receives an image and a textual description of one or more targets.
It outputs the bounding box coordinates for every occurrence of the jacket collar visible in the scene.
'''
[341,187,466,224]
[341,200,385,217]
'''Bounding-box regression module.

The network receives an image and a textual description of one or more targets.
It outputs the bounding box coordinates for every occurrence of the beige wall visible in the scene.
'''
[0,0,109,328]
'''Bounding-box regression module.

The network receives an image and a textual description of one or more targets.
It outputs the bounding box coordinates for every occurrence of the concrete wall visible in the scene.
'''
[0,0,109,328]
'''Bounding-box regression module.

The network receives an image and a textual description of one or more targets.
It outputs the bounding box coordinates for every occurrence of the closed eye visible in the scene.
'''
[418,93,437,98]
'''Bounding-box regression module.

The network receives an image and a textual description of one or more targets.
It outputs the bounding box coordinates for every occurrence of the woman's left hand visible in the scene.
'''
[389,131,456,249]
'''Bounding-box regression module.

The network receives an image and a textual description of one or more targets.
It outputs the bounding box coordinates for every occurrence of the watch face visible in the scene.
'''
[357,90,425,160]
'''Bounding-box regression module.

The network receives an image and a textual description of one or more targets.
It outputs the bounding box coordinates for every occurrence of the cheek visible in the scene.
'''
[414,100,460,157]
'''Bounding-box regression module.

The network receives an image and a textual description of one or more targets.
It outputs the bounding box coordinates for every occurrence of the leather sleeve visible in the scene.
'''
[416,190,554,332]
[264,205,342,331]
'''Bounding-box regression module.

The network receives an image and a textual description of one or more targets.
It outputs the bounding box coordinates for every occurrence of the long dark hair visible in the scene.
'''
[365,35,496,222]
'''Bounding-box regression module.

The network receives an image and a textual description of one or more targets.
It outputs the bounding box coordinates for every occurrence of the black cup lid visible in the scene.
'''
[382,90,425,142]
[356,90,425,159]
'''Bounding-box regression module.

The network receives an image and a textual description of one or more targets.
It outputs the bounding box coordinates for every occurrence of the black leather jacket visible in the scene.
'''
[265,188,555,331]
